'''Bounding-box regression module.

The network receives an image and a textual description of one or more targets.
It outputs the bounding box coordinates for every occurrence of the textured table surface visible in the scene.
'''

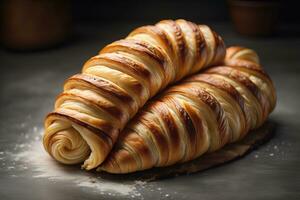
[0,22,300,200]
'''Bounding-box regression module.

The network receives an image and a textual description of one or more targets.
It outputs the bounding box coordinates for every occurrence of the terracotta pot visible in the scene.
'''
[228,0,280,36]
[1,0,71,50]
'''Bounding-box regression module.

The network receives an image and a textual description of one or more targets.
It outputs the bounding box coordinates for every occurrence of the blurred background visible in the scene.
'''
[0,0,300,50]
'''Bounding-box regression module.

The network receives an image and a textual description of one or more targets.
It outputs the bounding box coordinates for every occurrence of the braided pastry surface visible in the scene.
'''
[43,20,225,170]
[100,46,276,173]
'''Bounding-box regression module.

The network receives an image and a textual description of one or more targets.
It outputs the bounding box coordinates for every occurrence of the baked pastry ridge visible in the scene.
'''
[99,46,276,173]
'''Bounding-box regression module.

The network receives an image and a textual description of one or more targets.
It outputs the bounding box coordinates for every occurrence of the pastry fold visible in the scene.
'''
[43,19,225,170]
[99,46,276,173]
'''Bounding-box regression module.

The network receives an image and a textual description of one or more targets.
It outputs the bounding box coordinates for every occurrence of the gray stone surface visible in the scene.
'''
[0,22,300,199]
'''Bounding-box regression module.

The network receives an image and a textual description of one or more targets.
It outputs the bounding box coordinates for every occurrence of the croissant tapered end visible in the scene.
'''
[225,46,260,64]
[225,46,277,113]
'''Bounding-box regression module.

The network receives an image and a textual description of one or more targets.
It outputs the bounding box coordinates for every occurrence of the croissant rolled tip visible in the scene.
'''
[81,162,94,171]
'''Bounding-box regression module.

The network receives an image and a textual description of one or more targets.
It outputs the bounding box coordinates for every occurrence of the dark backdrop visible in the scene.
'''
[71,0,300,23]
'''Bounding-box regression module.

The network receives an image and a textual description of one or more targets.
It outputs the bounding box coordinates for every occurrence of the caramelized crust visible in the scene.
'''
[43,19,225,170]
[100,46,276,173]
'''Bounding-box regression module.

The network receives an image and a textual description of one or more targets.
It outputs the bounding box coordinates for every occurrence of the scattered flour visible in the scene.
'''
[1,127,149,198]
[251,140,293,160]
[20,123,26,128]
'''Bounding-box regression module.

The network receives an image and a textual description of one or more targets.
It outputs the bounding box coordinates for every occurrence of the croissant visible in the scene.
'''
[43,19,226,170]
[100,46,276,173]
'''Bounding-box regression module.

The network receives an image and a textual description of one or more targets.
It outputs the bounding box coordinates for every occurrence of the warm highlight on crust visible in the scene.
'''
[43,19,226,170]
[99,46,276,173]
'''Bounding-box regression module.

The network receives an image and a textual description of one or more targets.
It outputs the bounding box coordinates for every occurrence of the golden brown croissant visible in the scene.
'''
[99,46,276,173]
[43,19,226,170]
